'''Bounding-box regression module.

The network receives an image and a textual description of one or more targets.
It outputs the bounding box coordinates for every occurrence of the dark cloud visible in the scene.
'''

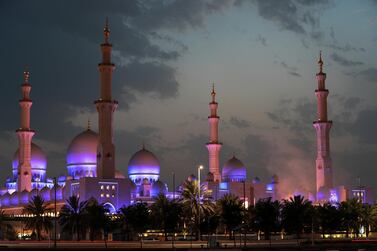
[229,116,252,128]
[331,52,364,67]
[275,60,302,77]
[128,0,233,32]
[119,61,179,99]
[357,68,377,82]
[237,0,331,35]
[288,71,302,77]
[351,109,377,145]
[243,134,272,179]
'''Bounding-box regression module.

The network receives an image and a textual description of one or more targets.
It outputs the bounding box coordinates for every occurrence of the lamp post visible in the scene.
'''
[54,177,57,248]
[172,172,176,250]
[197,165,203,201]
[243,180,246,248]
[197,165,203,241]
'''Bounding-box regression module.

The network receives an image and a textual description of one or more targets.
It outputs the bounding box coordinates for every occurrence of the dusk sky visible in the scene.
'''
[1,0,377,195]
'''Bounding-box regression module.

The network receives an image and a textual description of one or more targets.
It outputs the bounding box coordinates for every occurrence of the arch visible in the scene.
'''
[103,202,116,214]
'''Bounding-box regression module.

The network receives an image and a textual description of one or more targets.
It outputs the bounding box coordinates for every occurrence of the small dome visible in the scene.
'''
[222,155,246,182]
[13,142,47,182]
[151,180,168,197]
[128,147,160,184]
[66,129,99,179]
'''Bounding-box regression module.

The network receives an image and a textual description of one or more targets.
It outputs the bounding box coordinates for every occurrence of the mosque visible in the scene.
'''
[0,21,373,217]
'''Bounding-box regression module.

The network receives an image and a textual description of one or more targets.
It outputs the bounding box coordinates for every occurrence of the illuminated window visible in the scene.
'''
[112,185,115,190]
[101,193,104,197]
[106,185,110,190]
[106,194,110,198]
[111,194,115,197]
[100,185,104,190]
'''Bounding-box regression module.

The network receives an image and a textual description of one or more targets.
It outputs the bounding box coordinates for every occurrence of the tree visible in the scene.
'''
[23,195,52,240]
[58,195,88,240]
[251,197,281,240]
[84,198,109,241]
[0,210,16,240]
[217,194,244,239]
[317,202,341,238]
[119,202,150,241]
[150,193,183,240]
[338,199,362,238]
[180,180,215,240]
[360,203,373,238]
[281,195,313,239]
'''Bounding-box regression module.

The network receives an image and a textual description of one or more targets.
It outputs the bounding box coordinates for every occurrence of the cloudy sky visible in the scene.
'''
[1,0,377,195]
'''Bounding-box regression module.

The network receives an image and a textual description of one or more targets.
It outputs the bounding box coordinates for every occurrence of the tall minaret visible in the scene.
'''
[206,84,222,182]
[95,19,118,179]
[16,69,35,192]
[313,52,333,195]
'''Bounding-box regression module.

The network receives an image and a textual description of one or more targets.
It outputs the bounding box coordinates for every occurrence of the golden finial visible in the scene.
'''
[104,17,110,43]
[23,66,30,83]
[318,50,323,73]
[87,118,91,130]
[211,83,216,102]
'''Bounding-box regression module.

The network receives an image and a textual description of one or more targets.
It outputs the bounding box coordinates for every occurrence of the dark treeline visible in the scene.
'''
[2,180,377,241]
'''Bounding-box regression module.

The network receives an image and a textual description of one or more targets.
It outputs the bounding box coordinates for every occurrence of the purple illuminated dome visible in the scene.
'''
[66,128,99,179]
[222,155,246,182]
[128,147,160,185]
[12,142,47,182]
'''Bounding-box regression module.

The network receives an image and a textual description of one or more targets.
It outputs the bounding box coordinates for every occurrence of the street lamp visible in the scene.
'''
[197,165,203,241]
[197,165,203,201]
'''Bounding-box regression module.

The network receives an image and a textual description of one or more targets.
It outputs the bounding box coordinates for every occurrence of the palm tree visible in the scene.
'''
[317,202,341,238]
[84,198,109,241]
[180,180,215,240]
[23,195,52,240]
[281,195,313,239]
[251,197,281,240]
[370,204,377,232]
[217,194,244,239]
[119,202,150,241]
[338,199,362,238]
[0,210,16,240]
[58,195,88,240]
[150,193,183,240]
[360,203,373,238]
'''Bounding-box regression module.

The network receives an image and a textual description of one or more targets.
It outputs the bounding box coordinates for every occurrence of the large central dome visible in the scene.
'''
[66,128,99,179]
[128,147,160,185]
[222,155,247,182]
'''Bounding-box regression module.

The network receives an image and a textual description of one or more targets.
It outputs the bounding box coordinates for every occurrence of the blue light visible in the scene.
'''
[219,182,228,190]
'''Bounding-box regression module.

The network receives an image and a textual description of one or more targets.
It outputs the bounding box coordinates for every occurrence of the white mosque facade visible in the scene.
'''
[0,22,373,216]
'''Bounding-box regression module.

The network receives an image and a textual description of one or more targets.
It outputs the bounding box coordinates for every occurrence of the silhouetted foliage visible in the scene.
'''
[23,195,52,240]
[150,193,183,240]
[281,195,313,238]
[251,197,281,240]
[119,202,150,240]
[58,195,88,240]
[217,194,244,239]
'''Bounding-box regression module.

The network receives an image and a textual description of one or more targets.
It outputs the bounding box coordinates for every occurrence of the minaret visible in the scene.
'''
[206,84,222,182]
[16,69,35,192]
[313,52,333,196]
[95,19,118,179]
